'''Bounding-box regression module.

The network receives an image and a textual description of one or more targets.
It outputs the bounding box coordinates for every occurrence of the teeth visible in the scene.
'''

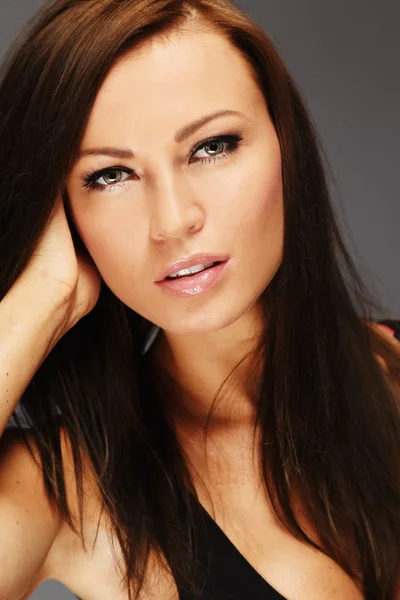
[168,262,215,279]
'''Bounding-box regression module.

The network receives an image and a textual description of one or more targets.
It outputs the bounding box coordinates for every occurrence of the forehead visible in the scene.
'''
[83,28,262,138]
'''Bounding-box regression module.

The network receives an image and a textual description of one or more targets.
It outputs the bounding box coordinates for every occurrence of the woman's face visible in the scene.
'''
[66,26,284,334]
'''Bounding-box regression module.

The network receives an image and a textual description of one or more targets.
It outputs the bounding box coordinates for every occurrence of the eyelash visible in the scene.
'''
[81,132,244,192]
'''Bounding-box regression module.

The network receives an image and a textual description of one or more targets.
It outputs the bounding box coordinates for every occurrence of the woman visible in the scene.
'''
[0,0,399,599]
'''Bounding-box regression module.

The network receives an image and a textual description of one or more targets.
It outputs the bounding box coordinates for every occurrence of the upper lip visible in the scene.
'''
[155,253,229,282]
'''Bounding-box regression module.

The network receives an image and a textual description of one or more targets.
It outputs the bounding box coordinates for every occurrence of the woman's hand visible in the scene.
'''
[367,322,400,385]
[18,194,102,335]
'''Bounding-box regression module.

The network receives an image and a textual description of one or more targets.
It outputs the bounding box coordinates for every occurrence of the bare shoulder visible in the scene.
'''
[37,426,114,593]
[0,426,62,598]
[0,423,102,526]
[0,424,105,598]
[0,425,63,533]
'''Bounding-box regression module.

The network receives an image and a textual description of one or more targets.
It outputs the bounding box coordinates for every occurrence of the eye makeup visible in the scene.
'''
[80,131,244,193]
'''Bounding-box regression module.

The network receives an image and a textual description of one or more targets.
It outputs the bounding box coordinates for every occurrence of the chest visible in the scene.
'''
[50,447,363,600]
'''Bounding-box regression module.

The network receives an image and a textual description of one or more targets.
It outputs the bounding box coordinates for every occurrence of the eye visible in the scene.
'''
[190,133,243,164]
[82,166,133,192]
[95,168,129,186]
[81,132,244,192]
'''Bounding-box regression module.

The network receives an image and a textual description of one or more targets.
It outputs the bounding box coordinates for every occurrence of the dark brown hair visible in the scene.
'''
[1,0,399,598]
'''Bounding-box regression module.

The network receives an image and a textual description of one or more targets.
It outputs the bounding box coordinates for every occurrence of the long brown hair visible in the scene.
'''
[1,0,399,598]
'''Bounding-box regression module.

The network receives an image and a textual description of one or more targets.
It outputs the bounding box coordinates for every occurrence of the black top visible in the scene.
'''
[179,494,287,600]
[14,317,398,600]
[178,319,400,600]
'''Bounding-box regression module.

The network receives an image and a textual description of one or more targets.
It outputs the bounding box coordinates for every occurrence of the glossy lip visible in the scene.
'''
[155,259,231,297]
[155,253,230,282]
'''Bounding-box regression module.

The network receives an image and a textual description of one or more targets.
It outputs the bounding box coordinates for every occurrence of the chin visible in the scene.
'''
[156,299,255,336]
[159,314,235,335]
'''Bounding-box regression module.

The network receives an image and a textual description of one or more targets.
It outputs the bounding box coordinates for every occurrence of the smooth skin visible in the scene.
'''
[1,22,399,600]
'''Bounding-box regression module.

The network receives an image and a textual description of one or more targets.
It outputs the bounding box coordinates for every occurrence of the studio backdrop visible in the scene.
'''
[0,0,398,598]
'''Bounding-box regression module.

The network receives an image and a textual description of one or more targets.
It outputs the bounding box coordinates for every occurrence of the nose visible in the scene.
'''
[149,174,204,241]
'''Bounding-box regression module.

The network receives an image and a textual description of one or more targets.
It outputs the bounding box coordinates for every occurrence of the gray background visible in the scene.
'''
[0,0,399,598]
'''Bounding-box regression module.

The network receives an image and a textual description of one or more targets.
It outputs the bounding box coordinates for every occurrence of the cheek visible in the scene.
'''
[219,149,284,242]
[76,213,151,309]
[69,204,147,282]
[220,148,284,291]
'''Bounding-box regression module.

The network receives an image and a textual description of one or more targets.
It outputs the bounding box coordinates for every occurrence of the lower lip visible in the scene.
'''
[156,260,230,297]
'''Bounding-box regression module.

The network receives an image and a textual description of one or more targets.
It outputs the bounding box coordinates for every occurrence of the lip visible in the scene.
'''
[155,259,231,297]
[155,253,230,282]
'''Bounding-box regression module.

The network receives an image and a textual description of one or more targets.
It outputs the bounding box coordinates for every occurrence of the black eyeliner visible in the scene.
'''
[82,164,133,190]
[81,131,244,191]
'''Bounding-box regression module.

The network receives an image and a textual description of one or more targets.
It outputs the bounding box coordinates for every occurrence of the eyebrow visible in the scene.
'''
[76,109,244,160]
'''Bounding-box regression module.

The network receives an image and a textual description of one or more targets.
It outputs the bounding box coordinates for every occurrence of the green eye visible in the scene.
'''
[191,134,243,164]
[82,132,244,192]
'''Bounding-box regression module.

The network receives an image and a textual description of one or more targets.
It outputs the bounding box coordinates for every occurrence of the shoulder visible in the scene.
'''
[39,425,114,592]
[0,423,101,524]
[0,426,62,525]
[0,427,62,597]
[0,424,105,595]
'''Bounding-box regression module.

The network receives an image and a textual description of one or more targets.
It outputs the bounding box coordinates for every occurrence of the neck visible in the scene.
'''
[150,303,265,433]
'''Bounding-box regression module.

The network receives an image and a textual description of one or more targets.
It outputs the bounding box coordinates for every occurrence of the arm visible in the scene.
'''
[0,275,71,597]
[0,428,62,599]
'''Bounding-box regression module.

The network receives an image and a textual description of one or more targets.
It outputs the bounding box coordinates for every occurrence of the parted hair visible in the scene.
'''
[0,1,399,598]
